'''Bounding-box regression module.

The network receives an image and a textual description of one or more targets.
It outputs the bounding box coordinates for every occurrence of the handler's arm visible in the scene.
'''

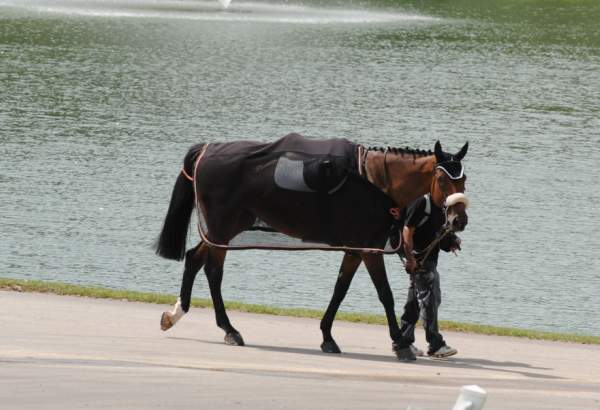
[402,226,417,273]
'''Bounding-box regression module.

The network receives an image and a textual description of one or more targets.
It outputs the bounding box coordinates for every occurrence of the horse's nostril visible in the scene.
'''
[452,217,467,231]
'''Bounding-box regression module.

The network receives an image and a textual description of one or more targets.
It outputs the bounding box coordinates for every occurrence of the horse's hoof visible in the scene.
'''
[321,340,342,354]
[160,312,174,331]
[393,346,417,362]
[224,332,245,346]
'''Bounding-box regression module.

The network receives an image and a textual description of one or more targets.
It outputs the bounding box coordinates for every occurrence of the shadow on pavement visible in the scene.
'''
[167,336,562,380]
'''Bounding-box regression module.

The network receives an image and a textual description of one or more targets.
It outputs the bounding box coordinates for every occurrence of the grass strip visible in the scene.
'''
[2,277,599,345]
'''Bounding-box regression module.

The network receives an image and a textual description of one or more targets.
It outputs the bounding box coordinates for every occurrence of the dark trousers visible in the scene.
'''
[400,263,446,353]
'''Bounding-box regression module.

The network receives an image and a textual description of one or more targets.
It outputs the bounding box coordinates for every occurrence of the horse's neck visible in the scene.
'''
[365,150,435,208]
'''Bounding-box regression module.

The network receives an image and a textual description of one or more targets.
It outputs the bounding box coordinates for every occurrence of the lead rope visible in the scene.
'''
[416,225,452,265]
[398,225,452,268]
[400,225,452,295]
[399,179,452,270]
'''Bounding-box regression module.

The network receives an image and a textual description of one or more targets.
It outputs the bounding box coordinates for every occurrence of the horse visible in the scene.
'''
[155,133,468,361]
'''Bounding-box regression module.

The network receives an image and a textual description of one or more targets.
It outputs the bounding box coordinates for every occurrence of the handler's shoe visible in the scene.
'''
[428,345,457,358]
[410,345,424,357]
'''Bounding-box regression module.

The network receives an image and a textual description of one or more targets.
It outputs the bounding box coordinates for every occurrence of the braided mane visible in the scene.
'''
[367,146,433,159]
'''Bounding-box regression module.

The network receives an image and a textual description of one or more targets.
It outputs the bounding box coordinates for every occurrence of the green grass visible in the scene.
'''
[2,277,599,345]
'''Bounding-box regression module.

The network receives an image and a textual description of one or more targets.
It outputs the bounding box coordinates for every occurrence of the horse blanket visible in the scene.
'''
[191,133,401,252]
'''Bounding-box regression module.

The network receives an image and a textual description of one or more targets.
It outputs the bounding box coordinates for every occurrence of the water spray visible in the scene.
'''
[218,0,231,9]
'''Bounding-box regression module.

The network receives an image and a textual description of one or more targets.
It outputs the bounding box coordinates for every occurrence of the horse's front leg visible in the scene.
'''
[320,252,362,353]
[161,242,208,331]
[361,253,416,361]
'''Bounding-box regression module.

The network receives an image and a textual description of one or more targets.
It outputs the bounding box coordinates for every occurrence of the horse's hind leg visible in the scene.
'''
[204,246,244,346]
[160,242,208,331]
[320,252,362,353]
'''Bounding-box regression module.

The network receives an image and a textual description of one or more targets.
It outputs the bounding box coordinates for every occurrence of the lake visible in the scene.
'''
[1,0,599,336]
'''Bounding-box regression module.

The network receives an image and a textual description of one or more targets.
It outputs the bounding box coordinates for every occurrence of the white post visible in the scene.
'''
[452,385,487,410]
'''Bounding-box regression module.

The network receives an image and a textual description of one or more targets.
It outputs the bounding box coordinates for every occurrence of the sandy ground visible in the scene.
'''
[1,290,599,409]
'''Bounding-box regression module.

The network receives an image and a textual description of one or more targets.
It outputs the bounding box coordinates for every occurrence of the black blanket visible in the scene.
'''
[193,133,399,252]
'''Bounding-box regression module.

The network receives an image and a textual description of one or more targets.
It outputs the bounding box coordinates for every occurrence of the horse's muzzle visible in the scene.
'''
[446,193,469,232]
[452,213,468,232]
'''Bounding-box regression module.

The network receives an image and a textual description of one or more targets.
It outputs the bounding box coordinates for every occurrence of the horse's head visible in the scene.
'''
[432,141,469,232]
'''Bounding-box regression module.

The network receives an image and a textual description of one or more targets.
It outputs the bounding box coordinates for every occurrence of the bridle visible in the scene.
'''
[401,163,469,268]
[433,161,468,228]
[361,147,469,259]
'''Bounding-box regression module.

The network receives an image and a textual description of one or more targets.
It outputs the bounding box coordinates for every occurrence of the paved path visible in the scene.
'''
[1,291,599,409]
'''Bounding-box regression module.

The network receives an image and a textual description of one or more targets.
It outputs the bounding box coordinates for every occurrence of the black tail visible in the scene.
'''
[155,144,204,261]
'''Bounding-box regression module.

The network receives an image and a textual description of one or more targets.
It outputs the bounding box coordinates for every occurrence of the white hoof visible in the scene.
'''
[160,298,185,331]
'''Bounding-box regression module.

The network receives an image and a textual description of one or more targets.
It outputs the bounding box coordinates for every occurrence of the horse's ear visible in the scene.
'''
[455,142,469,161]
[434,141,444,163]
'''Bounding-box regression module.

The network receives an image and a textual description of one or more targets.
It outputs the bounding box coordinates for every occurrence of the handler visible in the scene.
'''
[400,193,462,358]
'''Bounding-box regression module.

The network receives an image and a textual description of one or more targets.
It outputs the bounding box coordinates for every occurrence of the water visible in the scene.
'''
[1,0,599,337]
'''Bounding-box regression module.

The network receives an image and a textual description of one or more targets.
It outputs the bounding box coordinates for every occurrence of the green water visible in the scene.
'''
[1,0,599,336]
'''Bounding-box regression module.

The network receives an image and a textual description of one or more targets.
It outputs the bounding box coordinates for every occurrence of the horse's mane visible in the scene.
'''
[367,146,433,159]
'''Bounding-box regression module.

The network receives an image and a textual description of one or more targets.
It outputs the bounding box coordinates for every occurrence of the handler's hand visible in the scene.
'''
[450,237,462,253]
[405,258,418,274]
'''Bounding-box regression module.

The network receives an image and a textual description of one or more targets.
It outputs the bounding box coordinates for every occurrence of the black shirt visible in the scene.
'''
[405,194,445,264]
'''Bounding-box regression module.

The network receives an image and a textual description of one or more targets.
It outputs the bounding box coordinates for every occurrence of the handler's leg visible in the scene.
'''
[320,252,362,353]
[362,253,416,361]
[161,242,208,331]
[399,276,420,347]
[204,247,244,346]
[414,265,455,357]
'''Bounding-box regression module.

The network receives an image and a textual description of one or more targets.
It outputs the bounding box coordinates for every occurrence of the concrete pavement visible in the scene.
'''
[1,290,599,409]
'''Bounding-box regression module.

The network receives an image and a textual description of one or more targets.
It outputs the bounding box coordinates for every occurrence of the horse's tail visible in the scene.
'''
[155,144,205,261]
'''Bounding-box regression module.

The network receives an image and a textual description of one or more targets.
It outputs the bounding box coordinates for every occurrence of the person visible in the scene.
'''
[399,193,461,358]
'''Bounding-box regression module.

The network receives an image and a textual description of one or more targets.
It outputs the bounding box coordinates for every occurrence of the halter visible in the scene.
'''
[408,167,469,266]
[440,192,469,237]
[431,158,464,226]
[432,160,468,219]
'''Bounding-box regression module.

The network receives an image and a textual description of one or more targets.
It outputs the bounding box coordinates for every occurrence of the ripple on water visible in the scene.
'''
[0,0,439,24]
[1,0,599,337]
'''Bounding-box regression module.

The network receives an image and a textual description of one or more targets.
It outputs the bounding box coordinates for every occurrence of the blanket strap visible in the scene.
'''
[181,167,194,182]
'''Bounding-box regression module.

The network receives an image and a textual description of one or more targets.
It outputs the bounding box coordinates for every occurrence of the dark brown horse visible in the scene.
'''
[155,134,468,361]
